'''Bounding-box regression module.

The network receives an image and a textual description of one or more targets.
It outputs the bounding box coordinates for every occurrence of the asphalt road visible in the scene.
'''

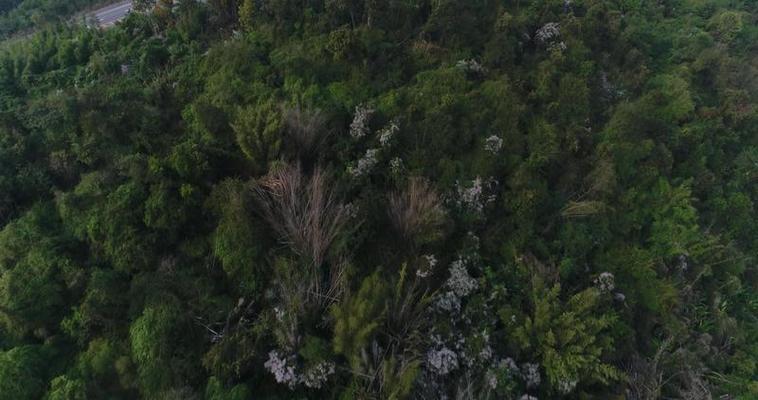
[93,1,133,27]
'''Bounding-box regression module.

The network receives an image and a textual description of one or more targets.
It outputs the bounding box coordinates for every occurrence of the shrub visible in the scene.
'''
[254,163,347,270]
[388,177,446,246]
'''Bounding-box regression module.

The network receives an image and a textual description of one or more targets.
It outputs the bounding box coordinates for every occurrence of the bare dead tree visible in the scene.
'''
[254,163,346,268]
[625,336,716,400]
[679,370,713,400]
[253,163,348,310]
[625,353,665,400]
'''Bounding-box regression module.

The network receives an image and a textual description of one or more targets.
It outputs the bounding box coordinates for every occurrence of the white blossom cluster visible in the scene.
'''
[349,148,380,177]
[535,22,566,53]
[549,41,567,52]
[417,254,438,278]
[501,357,519,373]
[378,118,400,147]
[264,350,299,389]
[453,329,494,371]
[389,157,404,175]
[348,112,401,179]
[425,330,503,392]
[453,177,497,213]
[535,22,560,43]
[447,257,478,297]
[594,272,615,293]
[519,395,538,400]
[478,337,493,362]
[341,202,359,219]
[302,361,336,389]
[264,350,336,390]
[678,254,689,271]
[484,135,503,154]
[349,105,374,139]
[557,378,578,394]
[435,290,462,313]
[456,59,487,75]
[426,347,459,376]
[486,369,499,389]
[273,306,285,322]
[521,362,541,388]
[484,357,521,390]
[434,256,478,313]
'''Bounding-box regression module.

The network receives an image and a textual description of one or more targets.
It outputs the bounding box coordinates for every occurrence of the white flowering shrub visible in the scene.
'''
[521,363,541,389]
[349,148,379,177]
[432,255,479,312]
[502,357,519,373]
[678,254,689,271]
[389,157,404,175]
[273,306,285,322]
[484,135,503,154]
[446,257,478,297]
[479,342,493,363]
[264,350,299,389]
[417,254,438,278]
[456,59,487,75]
[535,22,566,53]
[549,41,567,52]
[424,254,438,267]
[341,202,359,220]
[420,246,544,399]
[302,361,336,389]
[535,22,560,43]
[378,118,399,147]
[434,290,462,313]
[486,369,499,389]
[557,378,578,394]
[453,177,498,214]
[264,350,335,390]
[594,272,615,293]
[349,105,374,139]
[347,114,401,180]
[427,347,460,375]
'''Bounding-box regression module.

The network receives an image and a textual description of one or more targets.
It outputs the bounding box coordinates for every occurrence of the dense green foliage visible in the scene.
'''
[0,0,755,399]
[0,0,104,38]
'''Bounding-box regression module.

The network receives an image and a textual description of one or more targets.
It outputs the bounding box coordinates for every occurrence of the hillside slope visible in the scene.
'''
[0,1,755,399]
[0,0,106,38]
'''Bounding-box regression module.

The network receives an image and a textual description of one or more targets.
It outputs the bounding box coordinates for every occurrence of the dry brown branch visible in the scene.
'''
[253,163,349,319]
[561,200,607,218]
[254,163,346,269]
[388,177,445,245]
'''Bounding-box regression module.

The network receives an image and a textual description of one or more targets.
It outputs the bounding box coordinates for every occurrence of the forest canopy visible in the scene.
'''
[0,0,755,399]
[0,0,104,38]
